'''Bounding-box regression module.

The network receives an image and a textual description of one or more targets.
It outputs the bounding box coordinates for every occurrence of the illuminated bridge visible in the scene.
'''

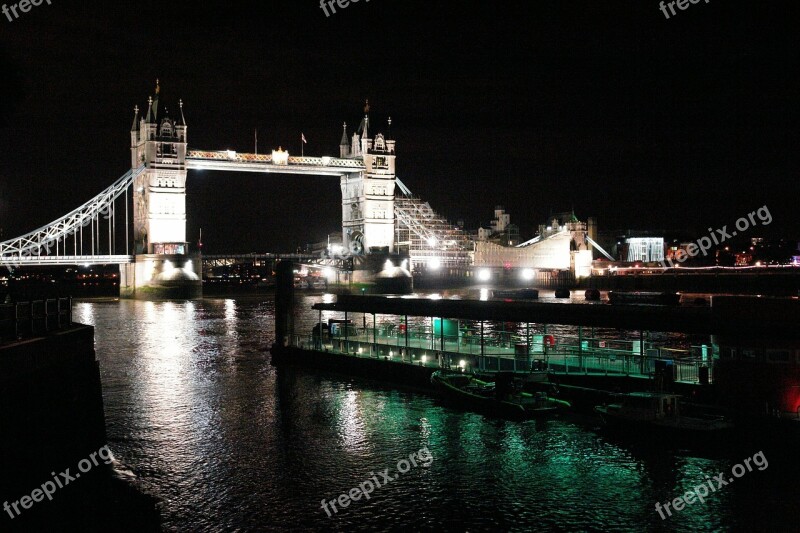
[0,81,586,297]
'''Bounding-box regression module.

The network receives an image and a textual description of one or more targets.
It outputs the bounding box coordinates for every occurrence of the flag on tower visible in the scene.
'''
[301,133,307,144]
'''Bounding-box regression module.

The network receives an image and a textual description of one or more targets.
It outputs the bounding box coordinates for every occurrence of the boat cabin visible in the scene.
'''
[608,392,681,420]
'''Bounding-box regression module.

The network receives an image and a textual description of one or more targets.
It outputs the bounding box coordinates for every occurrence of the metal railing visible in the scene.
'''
[290,328,713,384]
[0,298,73,342]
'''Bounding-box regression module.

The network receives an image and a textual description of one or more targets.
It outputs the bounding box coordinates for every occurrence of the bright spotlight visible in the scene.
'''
[427,236,438,247]
[428,258,441,270]
[521,268,535,281]
[323,267,334,278]
[478,269,491,282]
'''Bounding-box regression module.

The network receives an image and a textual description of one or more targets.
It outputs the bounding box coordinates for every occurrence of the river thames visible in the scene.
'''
[72,295,798,532]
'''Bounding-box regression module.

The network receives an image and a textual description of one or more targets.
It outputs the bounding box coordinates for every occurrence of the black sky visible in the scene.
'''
[0,1,797,253]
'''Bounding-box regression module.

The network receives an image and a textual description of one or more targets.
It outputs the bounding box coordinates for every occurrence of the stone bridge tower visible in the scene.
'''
[339,101,396,255]
[124,81,200,299]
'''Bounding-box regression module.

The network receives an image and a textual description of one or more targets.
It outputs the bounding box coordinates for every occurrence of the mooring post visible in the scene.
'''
[274,261,295,349]
[405,315,409,362]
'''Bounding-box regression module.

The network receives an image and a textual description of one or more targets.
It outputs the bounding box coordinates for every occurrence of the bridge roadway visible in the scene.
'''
[1,255,134,267]
[202,253,347,268]
[3,253,345,268]
[186,150,364,176]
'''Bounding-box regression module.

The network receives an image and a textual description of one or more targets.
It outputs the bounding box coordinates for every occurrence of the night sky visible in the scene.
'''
[0,1,797,253]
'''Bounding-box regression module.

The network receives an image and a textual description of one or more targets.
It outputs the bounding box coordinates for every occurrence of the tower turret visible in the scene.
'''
[386,117,395,154]
[130,81,188,256]
[129,105,140,168]
[340,100,396,254]
[339,122,349,158]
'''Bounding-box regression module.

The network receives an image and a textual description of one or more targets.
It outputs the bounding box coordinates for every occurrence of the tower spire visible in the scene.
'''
[178,99,187,126]
[361,99,369,139]
[145,96,154,123]
[340,122,348,146]
[152,79,160,122]
[131,105,139,132]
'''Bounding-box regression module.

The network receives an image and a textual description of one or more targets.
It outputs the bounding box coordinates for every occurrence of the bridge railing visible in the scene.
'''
[0,167,142,266]
[0,298,72,343]
[187,150,365,169]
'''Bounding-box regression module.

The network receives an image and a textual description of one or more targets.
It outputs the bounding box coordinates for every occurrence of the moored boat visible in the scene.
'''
[608,291,680,305]
[431,371,570,419]
[492,288,539,300]
[594,391,734,437]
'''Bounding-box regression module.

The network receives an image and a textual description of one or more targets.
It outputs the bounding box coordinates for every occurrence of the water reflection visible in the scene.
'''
[72,296,796,531]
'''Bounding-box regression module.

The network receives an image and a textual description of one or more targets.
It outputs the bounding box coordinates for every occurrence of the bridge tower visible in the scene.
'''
[122,81,201,299]
[339,102,396,255]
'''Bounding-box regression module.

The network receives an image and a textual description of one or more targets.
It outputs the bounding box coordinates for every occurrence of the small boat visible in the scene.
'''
[584,288,601,301]
[608,291,680,305]
[431,371,570,419]
[473,359,550,384]
[492,288,539,300]
[594,392,734,437]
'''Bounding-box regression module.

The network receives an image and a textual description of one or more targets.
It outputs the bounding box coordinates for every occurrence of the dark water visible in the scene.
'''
[72,296,800,532]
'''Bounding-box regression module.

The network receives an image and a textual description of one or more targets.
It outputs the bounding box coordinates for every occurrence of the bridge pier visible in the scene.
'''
[119,254,202,300]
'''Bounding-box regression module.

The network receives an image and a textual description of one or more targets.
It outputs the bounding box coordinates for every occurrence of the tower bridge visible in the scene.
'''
[0,82,589,298]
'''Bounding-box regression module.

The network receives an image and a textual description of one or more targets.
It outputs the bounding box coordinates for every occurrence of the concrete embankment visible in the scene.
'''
[1,301,160,530]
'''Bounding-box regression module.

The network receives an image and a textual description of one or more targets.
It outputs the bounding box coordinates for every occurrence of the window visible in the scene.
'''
[767,350,791,363]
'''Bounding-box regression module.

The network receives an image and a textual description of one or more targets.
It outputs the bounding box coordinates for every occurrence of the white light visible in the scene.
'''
[323,267,334,278]
[389,350,394,356]
[421,355,428,363]
[459,359,466,369]
[521,268,535,281]
[163,260,173,272]
[137,186,144,193]
[427,237,438,247]
[272,148,289,165]
[479,288,490,301]
[384,259,394,270]
[358,347,363,354]
[226,150,237,160]
[329,244,343,255]
[83,263,91,268]
[428,258,441,270]
[478,269,491,281]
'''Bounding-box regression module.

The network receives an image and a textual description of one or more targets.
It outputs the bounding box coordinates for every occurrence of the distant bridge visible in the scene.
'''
[0,84,584,297]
